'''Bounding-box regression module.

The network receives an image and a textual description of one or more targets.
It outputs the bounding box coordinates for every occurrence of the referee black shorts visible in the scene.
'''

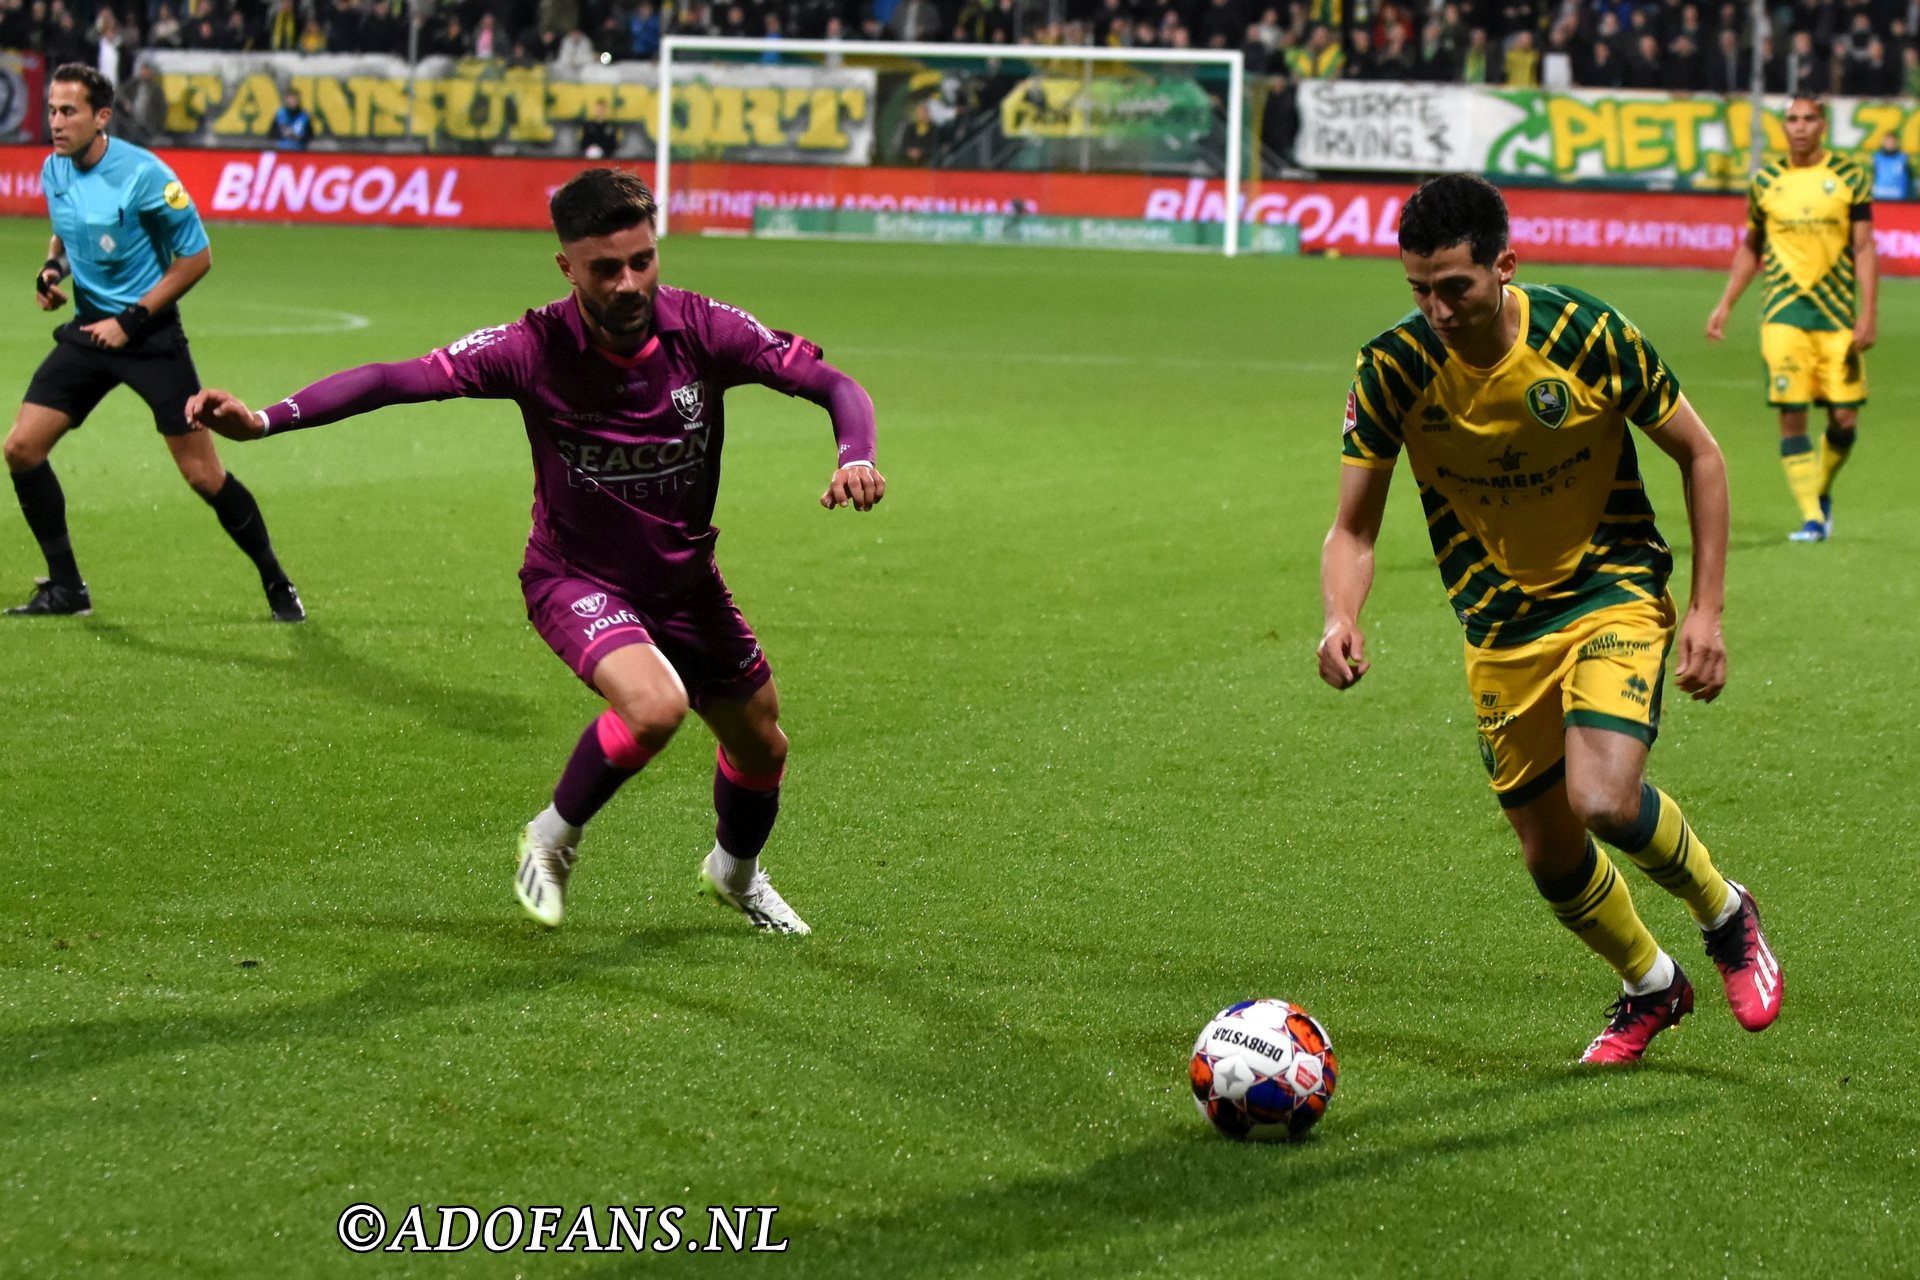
[23,310,201,438]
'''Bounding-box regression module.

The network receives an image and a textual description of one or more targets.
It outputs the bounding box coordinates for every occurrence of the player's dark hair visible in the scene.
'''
[51,63,115,112]
[1788,92,1827,116]
[1396,173,1509,266]
[550,168,657,242]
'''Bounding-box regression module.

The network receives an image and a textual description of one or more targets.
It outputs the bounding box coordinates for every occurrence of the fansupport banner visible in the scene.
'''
[148,51,875,164]
[1294,78,1920,192]
[1,146,1917,274]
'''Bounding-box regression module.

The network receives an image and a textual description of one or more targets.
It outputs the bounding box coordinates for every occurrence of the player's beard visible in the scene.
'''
[580,289,652,345]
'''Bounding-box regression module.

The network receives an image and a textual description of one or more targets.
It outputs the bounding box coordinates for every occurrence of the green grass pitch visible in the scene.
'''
[1,219,1916,1277]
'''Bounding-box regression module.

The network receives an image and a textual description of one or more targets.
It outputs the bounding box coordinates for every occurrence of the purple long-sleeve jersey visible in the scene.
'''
[259,285,877,599]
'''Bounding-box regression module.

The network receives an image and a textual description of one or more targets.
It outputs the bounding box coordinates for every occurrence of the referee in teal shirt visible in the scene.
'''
[5,64,302,620]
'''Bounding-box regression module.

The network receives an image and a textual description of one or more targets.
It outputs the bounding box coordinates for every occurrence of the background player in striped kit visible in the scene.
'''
[1705,94,1878,543]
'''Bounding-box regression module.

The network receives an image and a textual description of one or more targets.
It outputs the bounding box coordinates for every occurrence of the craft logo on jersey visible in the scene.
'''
[671,382,705,422]
[1525,379,1571,430]
[448,325,509,357]
[570,592,608,619]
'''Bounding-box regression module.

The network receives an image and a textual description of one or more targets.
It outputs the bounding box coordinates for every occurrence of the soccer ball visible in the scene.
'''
[1189,999,1338,1141]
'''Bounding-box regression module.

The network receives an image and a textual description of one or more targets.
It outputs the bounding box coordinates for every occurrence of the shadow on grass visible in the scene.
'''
[2,922,736,1086]
[78,616,539,740]
[580,1081,1701,1279]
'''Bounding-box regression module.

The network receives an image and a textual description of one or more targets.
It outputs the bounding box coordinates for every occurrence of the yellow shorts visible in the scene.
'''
[1762,323,1866,409]
[1468,594,1676,809]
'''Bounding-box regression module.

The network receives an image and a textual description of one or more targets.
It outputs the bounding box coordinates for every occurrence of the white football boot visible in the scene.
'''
[698,847,810,935]
[514,823,577,927]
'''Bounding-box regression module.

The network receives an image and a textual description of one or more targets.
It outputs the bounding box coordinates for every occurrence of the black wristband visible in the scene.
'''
[34,257,62,295]
[116,303,151,337]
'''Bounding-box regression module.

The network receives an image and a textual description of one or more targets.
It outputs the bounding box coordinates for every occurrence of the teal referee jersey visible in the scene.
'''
[42,138,209,320]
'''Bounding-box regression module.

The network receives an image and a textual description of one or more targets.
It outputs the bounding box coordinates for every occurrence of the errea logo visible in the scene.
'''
[570,592,608,618]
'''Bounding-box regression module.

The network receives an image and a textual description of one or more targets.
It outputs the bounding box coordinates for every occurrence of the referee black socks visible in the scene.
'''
[9,461,83,588]
[203,473,288,588]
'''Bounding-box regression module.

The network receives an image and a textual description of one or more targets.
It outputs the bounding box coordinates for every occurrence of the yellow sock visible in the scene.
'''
[1819,427,1854,495]
[1539,841,1660,983]
[1612,784,1734,927]
[1780,434,1824,522]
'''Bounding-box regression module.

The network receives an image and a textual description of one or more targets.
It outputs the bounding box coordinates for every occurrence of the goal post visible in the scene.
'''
[655,35,1248,256]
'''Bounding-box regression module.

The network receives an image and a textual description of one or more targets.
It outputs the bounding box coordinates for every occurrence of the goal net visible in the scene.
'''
[653,36,1255,255]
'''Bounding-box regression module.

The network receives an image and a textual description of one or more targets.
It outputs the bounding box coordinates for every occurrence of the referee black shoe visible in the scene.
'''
[265,580,306,624]
[4,577,91,617]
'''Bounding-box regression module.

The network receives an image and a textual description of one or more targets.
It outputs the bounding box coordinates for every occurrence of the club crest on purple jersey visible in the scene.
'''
[671,383,705,422]
[570,591,608,618]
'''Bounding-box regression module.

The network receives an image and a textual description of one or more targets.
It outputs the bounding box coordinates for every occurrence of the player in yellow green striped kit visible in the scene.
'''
[1319,174,1783,1064]
[1706,94,1877,542]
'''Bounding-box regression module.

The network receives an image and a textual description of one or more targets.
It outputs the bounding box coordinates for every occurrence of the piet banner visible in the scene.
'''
[1294,78,1920,193]
[147,51,875,164]
[0,146,1916,274]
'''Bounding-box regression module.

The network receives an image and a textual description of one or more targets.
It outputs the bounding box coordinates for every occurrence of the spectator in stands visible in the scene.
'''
[1705,27,1747,93]
[180,9,218,48]
[1859,38,1897,95]
[1582,34,1622,86]
[0,0,31,52]
[1662,33,1704,89]
[580,97,621,158]
[1502,29,1539,85]
[92,8,125,85]
[628,1,660,58]
[298,16,325,50]
[1905,45,1920,98]
[1376,22,1416,78]
[1261,69,1297,167]
[1199,0,1240,48]
[554,25,594,69]
[1625,31,1662,86]
[1541,20,1574,87]
[539,0,580,44]
[265,0,298,50]
[1784,30,1825,94]
[119,56,168,141]
[1826,37,1852,95]
[46,6,87,66]
[1416,16,1448,79]
[267,89,313,149]
[326,0,364,52]
[1459,26,1488,82]
[889,0,940,40]
[894,99,936,164]
[475,12,501,56]
[1343,28,1375,76]
[221,7,254,49]
[1289,22,1342,76]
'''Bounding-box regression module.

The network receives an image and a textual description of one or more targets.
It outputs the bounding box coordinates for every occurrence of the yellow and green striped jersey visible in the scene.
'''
[1749,151,1872,332]
[1341,282,1679,649]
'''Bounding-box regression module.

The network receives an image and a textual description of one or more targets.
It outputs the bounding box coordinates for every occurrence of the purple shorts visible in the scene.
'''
[520,555,770,710]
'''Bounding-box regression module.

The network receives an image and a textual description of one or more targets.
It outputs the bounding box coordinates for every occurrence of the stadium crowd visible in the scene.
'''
[7,0,1920,99]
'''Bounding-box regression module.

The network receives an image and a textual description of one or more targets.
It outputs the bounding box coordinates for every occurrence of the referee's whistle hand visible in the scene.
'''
[81,318,129,349]
[34,280,65,311]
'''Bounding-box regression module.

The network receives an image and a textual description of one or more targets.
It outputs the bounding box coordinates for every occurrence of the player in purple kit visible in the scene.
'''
[187,169,883,933]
